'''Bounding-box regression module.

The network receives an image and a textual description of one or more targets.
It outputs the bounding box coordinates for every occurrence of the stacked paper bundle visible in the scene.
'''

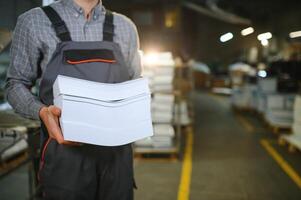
[254,92,266,113]
[135,93,175,148]
[135,124,175,148]
[53,75,153,146]
[231,84,257,109]
[135,52,177,149]
[142,52,175,93]
[264,94,295,127]
[231,88,243,108]
[152,94,175,123]
[293,95,301,134]
[257,78,277,93]
[174,101,190,125]
[142,69,154,91]
[281,95,301,150]
[152,124,175,148]
[254,77,277,113]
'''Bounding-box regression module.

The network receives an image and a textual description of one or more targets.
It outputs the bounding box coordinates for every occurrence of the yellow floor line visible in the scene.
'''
[260,139,301,189]
[236,114,254,133]
[177,127,194,200]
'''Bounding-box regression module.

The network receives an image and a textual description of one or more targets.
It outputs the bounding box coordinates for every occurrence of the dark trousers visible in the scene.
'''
[39,139,134,200]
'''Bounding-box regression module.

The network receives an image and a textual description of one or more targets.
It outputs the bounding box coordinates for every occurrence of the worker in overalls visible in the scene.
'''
[5,0,141,199]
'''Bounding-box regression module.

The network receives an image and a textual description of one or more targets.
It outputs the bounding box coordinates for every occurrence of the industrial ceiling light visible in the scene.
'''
[220,32,234,43]
[258,70,267,78]
[289,31,301,38]
[241,27,254,36]
[261,39,269,47]
[257,32,272,41]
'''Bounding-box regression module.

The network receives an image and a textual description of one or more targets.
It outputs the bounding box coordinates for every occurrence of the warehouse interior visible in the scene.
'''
[1,0,301,199]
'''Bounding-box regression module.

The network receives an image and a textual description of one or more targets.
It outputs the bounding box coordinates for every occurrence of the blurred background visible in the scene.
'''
[0,0,301,200]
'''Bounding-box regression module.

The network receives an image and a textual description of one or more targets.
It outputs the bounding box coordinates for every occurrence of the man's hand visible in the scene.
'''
[39,105,79,146]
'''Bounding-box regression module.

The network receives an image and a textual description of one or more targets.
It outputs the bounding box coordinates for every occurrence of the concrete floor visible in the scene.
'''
[1,91,301,200]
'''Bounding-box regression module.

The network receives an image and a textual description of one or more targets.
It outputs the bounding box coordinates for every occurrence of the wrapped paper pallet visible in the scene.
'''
[231,84,257,109]
[264,94,295,128]
[135,52,179,150]
[174,101,191,125]
[152,94,175,123]
[135,124,175,148]
[258,77,277,93]
[281,95,301,151]
[254,77,278,114]
[152,124,175,148]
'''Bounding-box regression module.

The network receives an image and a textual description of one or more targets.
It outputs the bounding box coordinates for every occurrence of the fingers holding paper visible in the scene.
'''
[39,105,80,146]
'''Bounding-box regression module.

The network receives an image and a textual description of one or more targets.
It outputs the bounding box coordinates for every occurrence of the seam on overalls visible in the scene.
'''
[38,137,52,181]
[67,58,116,64]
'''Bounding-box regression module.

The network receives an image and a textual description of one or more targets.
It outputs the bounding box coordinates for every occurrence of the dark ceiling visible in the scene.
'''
[191,0,301,26]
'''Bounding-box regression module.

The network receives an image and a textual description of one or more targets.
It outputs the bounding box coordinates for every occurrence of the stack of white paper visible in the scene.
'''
[266,94,285,110]
[53,75,153,146]
[152,94,175,123]
[264,94,295,127]
[293,95,301,136]
[135,124,175,148]
[281,95,301,151]
[147,59,174,92]
[174,101,190,125]
[258,78,277,93]
[142,52,175,93]
[142,69,154,91]
[293,95,301,124]
[135,137,153,147]
[152,124,175,147]
[293,124,301,136]
[265,109,294,127]
[231,84,257,109]
[136,52,177,149]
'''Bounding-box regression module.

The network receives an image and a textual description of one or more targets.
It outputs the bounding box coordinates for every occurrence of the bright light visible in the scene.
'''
[241,27,254,36]
[142,51,175,67]
[143,52,160,66]
[220,32,234,43]
[257,32,272,41]
[261,39,269,46]
[258,70,267,78]
[289,31,301,38]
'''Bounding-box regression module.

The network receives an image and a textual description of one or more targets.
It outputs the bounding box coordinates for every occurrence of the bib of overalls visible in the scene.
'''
[39,6,131,106]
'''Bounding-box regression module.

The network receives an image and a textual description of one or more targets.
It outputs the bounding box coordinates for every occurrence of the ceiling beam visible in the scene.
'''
[182,1,251,25]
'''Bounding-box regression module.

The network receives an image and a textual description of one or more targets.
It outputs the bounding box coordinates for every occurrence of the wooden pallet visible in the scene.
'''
[267,123,291,134]
[134,150,179,161]
[134,125,192,161]
[278,136,301,153]
[262,116,291,134]
[0,152,28,177]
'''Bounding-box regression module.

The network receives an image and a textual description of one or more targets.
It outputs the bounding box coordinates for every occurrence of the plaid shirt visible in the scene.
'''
[5,0,141,120]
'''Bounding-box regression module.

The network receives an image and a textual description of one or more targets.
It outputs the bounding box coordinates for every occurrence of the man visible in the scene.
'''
[5,0,141,199]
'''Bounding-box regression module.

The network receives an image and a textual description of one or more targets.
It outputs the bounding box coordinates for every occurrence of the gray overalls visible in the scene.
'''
[38,6,135,200]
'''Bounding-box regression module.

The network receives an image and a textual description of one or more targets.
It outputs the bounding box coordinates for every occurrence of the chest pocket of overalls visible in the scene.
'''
[62,49,120,83]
